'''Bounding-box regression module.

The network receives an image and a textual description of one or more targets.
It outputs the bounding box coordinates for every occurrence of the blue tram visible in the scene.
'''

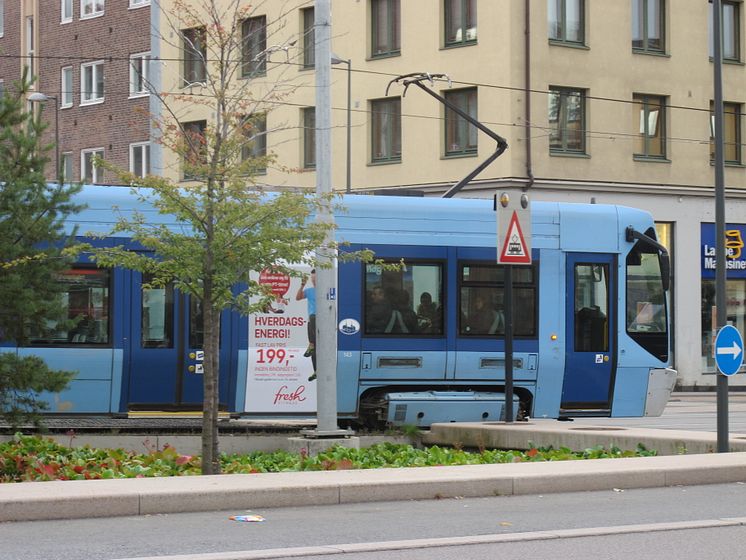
[8,186,675,425]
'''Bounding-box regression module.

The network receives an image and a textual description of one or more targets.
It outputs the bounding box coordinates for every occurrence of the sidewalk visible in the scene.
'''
[3,424,746,523]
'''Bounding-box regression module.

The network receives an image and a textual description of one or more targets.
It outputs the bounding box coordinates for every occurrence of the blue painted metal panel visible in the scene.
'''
[610,366,648,416]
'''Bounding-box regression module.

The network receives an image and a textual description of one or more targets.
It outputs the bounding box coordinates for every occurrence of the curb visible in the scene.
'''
[2,452,746,523]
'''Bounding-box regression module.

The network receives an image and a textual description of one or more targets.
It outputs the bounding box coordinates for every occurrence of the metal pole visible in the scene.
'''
[345,59,351,193]
[53,98,60,183]
[713,0,729,453]
[313,0,341,435]
[504,266,514,422]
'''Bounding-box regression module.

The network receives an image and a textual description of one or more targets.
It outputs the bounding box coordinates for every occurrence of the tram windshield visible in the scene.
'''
[626,238,668,361]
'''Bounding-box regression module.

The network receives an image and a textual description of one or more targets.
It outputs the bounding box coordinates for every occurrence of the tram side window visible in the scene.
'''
[142,275,174,348]
[459,264,536,337]
[29,268,110,345]
[364,262,444,335]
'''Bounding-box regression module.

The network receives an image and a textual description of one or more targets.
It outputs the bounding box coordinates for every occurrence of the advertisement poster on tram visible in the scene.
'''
[245,266,317,413]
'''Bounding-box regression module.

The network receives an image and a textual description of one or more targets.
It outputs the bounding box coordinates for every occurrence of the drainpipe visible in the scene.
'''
[524,0,535,191]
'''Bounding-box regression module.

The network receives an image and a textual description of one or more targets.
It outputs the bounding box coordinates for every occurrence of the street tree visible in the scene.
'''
[90,0,354,474]
[0,73,81,426]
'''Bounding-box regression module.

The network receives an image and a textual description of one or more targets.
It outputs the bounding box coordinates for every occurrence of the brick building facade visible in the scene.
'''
[0,0,151,184]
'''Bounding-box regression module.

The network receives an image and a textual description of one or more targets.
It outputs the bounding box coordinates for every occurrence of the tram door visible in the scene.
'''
[127,273,230,410]
[561,254,616,413]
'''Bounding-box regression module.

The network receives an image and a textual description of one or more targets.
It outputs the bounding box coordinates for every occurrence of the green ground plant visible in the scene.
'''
[0,434,657,483]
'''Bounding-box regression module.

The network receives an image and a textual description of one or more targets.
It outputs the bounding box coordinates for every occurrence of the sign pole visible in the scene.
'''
[713,0,729,452]
[504,265,514,422]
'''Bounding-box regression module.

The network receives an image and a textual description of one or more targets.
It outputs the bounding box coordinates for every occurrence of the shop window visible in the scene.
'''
[364,262,444,335]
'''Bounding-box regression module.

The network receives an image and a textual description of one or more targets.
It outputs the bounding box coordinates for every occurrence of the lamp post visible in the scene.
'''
[28,92,60,183]
[331,54,351,193]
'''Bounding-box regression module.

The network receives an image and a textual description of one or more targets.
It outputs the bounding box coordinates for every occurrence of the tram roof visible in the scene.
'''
[67,184,651,251]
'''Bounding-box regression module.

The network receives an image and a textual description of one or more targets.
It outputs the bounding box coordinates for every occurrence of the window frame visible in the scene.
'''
[130,142,151,178]
[61,0,73,23]
[129,0,150,8]
[444,0,477,47]
[710,0,741,62]
[61,152,73,183]
[710,101,742,165]
[181,119,207,180]
[61,66,73,108]
[129,52,150,98]
[632,0,665,54]
[548,0,585,46]
[301,7,315,69]
[81,148,104,183]
[242,15,267,78]
[458,262,538,338]
[240,113,267,173]
[444,87,478,157]
[182,27,207,86]
[80,60,104,105]
[363,260,446,337]
[370,97,402,163]
[0,0,4,37]
[633,93,667,160]
[80,0,104,19]
[302,107,316,169]
[27,266,112,348]
[371,0,401,58]
[548,86,587,155]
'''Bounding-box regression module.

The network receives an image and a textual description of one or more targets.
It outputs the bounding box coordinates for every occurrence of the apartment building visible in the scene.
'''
[0,0,151,183]
[2,0,746,390]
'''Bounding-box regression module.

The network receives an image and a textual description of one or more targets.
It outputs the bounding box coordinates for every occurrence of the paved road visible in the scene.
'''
[4,482,746,560]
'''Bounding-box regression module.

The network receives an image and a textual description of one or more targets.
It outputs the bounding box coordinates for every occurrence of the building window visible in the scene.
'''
[364,262,444,335]
[371,0,400,58]
[182,120,206,180]
[81,148,104,183]
[460,264,537,337]
[81,0,104,18]
[548,0,584,45]
[710,101,742,164]
[371,97,401,163]
[61,66,73,108]
[445,88,477,156]
[709,0,740,61]
[549,87,586,154]
[633,94,666,159]
[130,142,151,178]
[129,52,150,97]
[28,268,110,346]
[240,114,267,172]
[130,0,150,7]
[0,0,4,37]
[242,16,267,77]
[302,8,315,69]
[80,61,104,105]
[183,27,206,86]
[26,16,34,77]
[302,107,316,169]
[444,0,476,46]
[61,0,73,23]
[632,0,664,53]
[61,152,73,183]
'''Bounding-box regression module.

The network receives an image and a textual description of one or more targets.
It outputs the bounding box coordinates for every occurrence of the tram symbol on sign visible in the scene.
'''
[498,211,531,264]
[508,234,523,255]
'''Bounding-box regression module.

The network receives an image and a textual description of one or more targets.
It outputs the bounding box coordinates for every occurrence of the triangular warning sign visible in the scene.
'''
[499,211,531,264]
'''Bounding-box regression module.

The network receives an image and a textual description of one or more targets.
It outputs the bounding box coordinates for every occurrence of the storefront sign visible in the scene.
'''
[701,223,746,278]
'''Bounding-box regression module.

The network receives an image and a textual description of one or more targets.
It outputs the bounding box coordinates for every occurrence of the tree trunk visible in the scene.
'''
[201,290,221,474]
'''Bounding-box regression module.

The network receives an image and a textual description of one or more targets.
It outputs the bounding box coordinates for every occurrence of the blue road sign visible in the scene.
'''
[715,325,744,376]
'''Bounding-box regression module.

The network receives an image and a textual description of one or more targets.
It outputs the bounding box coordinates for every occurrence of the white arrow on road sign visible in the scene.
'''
[717,341,742,359]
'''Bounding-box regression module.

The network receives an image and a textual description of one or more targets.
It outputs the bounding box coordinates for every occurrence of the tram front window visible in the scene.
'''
[626,241,668,361]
